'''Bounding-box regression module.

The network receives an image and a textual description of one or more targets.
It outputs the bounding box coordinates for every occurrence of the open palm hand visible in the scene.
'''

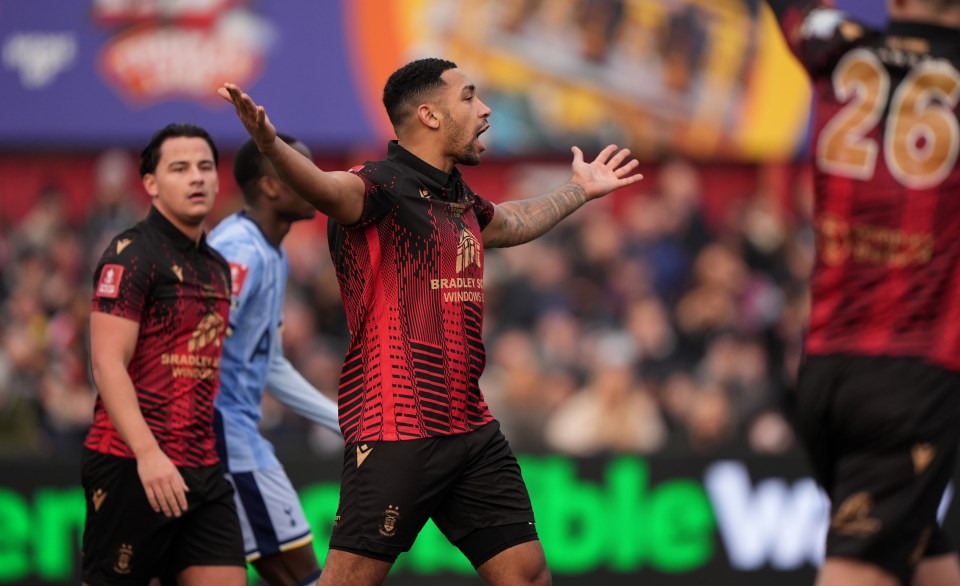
[570,145,643,200]
[218,82,277,152]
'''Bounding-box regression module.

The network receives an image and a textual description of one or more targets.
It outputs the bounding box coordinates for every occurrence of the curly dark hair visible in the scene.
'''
[382,58,458,129]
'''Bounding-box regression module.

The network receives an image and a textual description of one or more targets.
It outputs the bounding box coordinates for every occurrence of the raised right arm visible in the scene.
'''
[764,0,864,73]
[218,83,366,226]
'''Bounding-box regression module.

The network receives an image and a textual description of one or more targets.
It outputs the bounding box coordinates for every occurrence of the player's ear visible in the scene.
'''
[417,103,441,130]
[142,173,159,197]
[258,175,281,200]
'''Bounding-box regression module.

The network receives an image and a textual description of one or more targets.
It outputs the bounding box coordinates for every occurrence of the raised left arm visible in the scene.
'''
[482,145,642,248]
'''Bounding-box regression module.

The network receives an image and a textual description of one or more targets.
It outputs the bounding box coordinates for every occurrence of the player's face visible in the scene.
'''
[272,141,316,222]
[438,68,491,166]
[143,136,218,229]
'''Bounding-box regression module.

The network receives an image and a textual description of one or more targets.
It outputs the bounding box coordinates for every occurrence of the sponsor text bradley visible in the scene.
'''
[160,353,220,380]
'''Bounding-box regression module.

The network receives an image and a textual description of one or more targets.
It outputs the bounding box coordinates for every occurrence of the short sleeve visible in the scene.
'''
[472,192,495,231]
[91,232,152,322]
[348,163,400,228]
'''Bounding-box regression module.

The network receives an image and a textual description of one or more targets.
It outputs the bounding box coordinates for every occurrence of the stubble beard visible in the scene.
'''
[458,148,481,166]
[443,112,482,167]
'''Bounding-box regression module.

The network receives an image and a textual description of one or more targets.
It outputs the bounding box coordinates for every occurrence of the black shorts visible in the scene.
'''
[80,449,245,586]
[796,355,960,584]
[329,420,538,567]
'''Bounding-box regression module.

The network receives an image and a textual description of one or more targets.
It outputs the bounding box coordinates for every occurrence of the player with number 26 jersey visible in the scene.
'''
[769,1,960,584]
[777,2,960,369]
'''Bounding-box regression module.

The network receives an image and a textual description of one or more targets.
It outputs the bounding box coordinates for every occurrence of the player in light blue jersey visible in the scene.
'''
[209,134,340,586]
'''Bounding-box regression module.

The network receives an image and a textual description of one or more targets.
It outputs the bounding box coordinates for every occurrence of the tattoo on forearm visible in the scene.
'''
[489,181,588,248]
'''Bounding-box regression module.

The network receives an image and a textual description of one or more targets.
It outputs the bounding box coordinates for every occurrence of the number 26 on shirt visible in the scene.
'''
[818,48,960,189]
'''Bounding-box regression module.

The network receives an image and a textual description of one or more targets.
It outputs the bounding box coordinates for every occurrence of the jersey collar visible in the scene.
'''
[238,211,282,252]
[386,141,463,191]
[147,205,209,252]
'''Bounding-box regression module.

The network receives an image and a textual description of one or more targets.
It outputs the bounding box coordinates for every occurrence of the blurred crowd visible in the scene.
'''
[0,149,814,460]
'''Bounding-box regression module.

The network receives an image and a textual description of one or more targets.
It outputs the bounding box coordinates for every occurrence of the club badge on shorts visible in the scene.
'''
[379,505,401,537]
[113,543,133,575]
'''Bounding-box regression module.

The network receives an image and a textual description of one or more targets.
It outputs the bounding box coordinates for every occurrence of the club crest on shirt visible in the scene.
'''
[229,262,249,300]
[187,312,226,352]
[96,264,124,299]
[456,228,481,273]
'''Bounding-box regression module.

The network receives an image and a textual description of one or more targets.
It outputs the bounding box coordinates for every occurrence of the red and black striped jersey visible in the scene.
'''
[771,1,960,370]
[86,206,231,466]
[328,142,496,443]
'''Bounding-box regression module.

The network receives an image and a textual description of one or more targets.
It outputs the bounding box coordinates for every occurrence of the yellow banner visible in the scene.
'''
[346,0,811,161]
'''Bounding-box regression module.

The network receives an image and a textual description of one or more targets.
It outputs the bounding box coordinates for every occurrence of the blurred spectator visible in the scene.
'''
[620,195,689,302]
[83,148,145,266]
[674,242,748,359]
[482,329,566,453]
[659,4,709,94]
[12,183,69,254]
[625,295,679,382]
[576,0,626,63]
[37,289,95,450]
[658,371,698,443]
[544,334,667,455]
[658,158,712,250]
[747,409,795,454]
[681,384,737,455]
[0,324,47,457]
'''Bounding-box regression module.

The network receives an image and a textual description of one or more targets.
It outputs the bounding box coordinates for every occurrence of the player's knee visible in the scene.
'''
[511,545,550,586]
[254,547,321,586]
[524,558,551,586]
[470,531,551,586]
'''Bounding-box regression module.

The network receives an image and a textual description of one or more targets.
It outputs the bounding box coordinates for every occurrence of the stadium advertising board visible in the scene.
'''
[0,0,891,160]
[7,453,953,586]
